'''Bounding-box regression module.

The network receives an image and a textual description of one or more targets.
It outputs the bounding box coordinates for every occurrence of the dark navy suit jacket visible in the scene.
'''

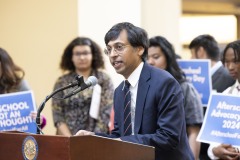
[212,65,235,93]
[98,63,194,160]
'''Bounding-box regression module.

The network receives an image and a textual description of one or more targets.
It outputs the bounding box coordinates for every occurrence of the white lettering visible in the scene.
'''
[0,102,29,112]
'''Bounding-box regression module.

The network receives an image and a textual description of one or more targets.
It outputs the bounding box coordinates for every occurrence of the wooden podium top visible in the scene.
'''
[0,131,155,160]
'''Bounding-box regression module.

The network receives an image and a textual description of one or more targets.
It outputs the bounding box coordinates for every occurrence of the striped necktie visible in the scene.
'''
[123,80,132,136]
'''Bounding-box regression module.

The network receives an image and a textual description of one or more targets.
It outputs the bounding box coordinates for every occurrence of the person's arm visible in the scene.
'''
[208,143,240,159]
[52,77,71,136]
[56,122,72,136]
[208,143,220,159]
[108,107,114,133]
[187,125,201,160]
[182,82,203,159]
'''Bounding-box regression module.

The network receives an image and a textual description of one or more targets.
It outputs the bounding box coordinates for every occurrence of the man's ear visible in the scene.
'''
[137,46,144,56]
[197,46,208,59]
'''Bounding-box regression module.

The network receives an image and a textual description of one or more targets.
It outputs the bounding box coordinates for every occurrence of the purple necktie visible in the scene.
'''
[123,80,132,136]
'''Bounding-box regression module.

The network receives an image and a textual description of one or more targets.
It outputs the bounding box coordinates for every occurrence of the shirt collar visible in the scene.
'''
[123,62,144,89]
[230,80,240,94]
[234,80,240,88]
[211,61,222,76]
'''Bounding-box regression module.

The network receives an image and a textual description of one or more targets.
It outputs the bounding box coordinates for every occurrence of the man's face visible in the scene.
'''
[106,30,143,79]
[224,48,240,80]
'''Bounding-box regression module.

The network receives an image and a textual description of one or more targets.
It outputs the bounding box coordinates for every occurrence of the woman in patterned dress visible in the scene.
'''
[52,37,114,136]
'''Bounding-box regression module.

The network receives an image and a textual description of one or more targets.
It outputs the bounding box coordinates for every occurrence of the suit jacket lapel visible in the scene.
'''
[212,66,222,82]
[134,63,150,134]
[114,82,125,135]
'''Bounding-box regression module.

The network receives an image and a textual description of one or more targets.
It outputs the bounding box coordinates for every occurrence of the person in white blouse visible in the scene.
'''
[208,40,240,159]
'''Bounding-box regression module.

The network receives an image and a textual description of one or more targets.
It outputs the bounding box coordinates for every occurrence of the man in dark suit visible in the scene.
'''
[76,22,194,160]
[212,65,235,93]
[189,34,235,93]
[189,34,235,160]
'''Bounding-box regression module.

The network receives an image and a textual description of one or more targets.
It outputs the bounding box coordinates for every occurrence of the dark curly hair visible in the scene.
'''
[0,48,25,93]
[60,37,105,72]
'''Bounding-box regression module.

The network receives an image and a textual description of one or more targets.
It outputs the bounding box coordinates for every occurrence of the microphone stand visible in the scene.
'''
[36,75,84,134]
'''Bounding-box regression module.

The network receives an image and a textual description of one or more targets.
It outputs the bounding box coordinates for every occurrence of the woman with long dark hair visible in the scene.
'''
[52,37,114,136]
[0,47,46,128]
[147,36,203,160]
[0,48,28,93]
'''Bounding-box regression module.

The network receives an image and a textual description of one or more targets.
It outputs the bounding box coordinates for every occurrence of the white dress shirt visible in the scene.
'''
[123,62,143,135]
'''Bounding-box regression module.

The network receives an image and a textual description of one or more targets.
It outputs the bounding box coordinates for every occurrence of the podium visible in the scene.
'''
[0,131,155,160]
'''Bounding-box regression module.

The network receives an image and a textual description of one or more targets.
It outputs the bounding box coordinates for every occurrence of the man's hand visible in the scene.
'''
[212,144,240,160]
[75,130,95,136]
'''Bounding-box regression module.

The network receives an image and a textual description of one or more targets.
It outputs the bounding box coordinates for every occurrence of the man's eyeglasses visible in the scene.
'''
[104,43,131,56]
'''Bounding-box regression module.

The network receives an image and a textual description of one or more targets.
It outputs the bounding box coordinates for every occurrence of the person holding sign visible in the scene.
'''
[147,36,203,160]
[0,48,29,94]
[0,47,46,130]
[189,34,235,160]
[52,37,114,136]
[207,40,240,159]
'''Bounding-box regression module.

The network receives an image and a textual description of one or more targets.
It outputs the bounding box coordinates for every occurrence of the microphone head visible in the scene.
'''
[87,76,98,86]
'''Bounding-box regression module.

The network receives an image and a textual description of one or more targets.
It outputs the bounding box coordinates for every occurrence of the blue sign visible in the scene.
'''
[197,93,240,147]
[0,91,37,133]
[178,59,211,105]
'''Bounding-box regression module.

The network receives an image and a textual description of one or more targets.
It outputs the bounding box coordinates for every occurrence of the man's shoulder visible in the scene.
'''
[214,65,231,77]
[115,81,124,92]
[213,65,235,83]
[139,63,177,90]
[142,63,171,77]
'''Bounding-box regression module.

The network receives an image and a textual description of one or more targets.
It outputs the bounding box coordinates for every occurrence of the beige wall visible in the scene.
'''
[142,0,182,54]
[78,0,142,88]
[0,0,182,135]
[0,0,78,135]
[77,0,182,87]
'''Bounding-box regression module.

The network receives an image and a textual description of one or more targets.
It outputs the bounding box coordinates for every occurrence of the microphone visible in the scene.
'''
[36,74,85,134]
[68,75,84,87]
[63,76,98,99]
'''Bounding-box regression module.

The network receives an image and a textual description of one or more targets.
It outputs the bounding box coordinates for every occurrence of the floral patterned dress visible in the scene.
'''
[52,70,114,135]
